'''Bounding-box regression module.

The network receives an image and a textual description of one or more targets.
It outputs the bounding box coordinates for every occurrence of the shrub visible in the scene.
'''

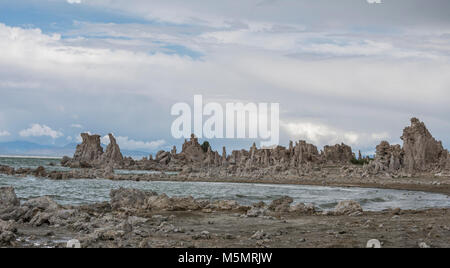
[201,141,211,153]
[350,157,372,165]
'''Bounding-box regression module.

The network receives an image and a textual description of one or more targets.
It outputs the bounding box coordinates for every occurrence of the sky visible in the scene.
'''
[1,0,450,155]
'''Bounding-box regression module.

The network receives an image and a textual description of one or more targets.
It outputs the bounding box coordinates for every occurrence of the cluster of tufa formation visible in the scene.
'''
[62,131,356,174]
[365,118,450,175]
[60,118,449,177]
[137,134,355,174]
[62,133,123,168]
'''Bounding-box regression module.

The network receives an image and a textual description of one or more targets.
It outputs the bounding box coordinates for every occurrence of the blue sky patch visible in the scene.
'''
[0,0,150,33]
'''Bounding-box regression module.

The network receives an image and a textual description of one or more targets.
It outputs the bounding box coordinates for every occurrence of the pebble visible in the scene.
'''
[418,242,430,248]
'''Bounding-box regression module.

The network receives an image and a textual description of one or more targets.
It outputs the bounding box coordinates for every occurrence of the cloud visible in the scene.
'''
[75,132,92,143]
[75,0,450,32]
[1,4,450,152]
[19,124,64,139]
[0,130,10,137]
[67,0,82,4]
[101,135,166,151]
[70,124,83,129]
[281,120,390,148]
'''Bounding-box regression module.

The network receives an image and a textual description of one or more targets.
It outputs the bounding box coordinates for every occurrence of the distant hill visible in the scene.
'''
[0,141,72,157]
[0,141,152,159]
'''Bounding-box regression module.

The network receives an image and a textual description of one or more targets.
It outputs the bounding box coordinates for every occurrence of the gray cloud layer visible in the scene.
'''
[1,0,450,153]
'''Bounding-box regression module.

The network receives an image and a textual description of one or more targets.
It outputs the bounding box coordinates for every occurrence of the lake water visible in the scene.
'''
[1,157,450,211]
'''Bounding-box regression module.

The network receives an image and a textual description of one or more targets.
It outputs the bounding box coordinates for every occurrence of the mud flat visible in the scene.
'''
[7,209,450,248]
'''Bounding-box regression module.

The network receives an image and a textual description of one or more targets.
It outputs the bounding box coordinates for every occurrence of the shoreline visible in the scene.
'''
[2,171,450,196]
[1,162,450,196]
[141,176,450,196]
[0,155,62,159]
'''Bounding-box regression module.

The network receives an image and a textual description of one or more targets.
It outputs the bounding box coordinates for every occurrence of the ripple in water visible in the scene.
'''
[1,174,450,211]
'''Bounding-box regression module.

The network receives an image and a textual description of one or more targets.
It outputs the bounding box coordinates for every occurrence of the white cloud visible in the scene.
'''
[101,135,166,151]
[282,120,390,148]
[76,132,92,143]
[19,124,63,139]
[0,130,10,137]
[70,124,83,129]
[67,0,82,4]
[1,20,450,150]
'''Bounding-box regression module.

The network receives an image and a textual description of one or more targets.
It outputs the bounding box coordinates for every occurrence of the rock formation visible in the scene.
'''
[110,134,355,175]
[63,133,124,168]
[180,134,206,164]
[323,143,354,164]
[291,141,321,166]
[367,118,448,175]
[60,117,448,178]
[334,200,363,216]
[72,133,104,165]
[0,187,20,212]
[366,141,403,175]
[446,154,450,171]
[401,118,448,173]
[102,134,123,166]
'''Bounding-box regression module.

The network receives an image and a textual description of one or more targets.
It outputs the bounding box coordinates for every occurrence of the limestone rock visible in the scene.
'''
[0,187,20,210]
[323,143,353,164]
[22,196,60,212]
[0,219,17,245]
[70,133,104,166]
[65,133,124,168]
[146,195,204,211]
[0,165,15,175]
[102,134,124,165]
[181,134,206,164]
[155,151,171,165]
[446,154,450,171]
[209,200,240,211]
[401,118,448,172]
[244,202,266,217]
[110,188,157,211]
[33,166,47,177]
[268,196,293,212]
[289,203,316,214]
[334,200,363,215]
[0,219,16,233]
[56,118,450,178]
[292,141,321,166]
[367,141,403,174]
[146,194,172,210]
[60,156,71,166]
